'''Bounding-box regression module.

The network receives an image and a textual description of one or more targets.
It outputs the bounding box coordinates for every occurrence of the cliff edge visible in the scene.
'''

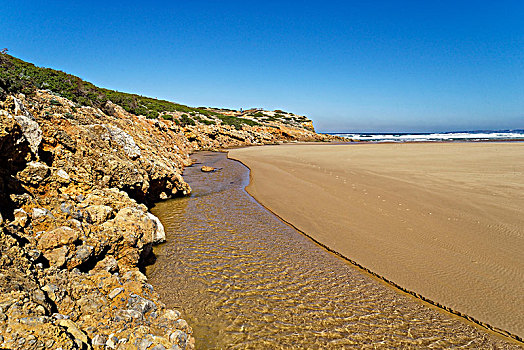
[0,54,338,349]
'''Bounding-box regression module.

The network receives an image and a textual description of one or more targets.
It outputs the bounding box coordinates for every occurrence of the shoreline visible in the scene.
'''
[229,142,524,344]
[233,159,523,343]
[149,150,521,348]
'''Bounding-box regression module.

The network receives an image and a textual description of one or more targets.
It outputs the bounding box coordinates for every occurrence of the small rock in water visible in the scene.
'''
[147,213,166,243]
[200,166,216,172]
[163,309,180,321]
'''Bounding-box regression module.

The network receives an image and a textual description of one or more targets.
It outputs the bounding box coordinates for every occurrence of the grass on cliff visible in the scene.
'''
[0,53,258,128]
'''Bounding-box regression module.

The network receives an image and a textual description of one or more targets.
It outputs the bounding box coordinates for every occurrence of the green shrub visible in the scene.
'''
[216,115,259,130]
[161,114,173,120]
[179,114,195,126]
[147,110,159,119]
[193,115,216,125]
[50,99,61,106]
[201,119,216,125]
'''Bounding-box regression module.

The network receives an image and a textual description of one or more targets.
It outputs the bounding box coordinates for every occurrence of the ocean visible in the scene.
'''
[330,129,524,142]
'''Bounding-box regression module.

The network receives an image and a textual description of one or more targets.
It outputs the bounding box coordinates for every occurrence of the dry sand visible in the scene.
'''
[229,142,524,339]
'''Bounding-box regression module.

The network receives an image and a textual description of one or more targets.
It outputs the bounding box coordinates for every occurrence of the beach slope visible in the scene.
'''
[229,142,524,339]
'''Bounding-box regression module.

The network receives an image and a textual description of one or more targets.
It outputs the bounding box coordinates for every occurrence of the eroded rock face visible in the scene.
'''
[10,96,43,155]
[104,124,141,160]
[17,161,50,185]
[0,91,335,349]
[14,114,42,155]
[0,95,197,349]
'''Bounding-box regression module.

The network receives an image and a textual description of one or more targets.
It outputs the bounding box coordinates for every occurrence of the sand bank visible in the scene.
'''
[229,142,524,339]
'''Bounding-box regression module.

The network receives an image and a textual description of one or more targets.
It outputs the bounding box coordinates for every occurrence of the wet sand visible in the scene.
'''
[229,142,524,340]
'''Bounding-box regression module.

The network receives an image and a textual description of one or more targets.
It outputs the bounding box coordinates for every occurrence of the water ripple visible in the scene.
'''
[147,152,520,349]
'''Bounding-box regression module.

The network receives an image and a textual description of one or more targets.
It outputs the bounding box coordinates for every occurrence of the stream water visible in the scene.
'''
[147,151,518,349]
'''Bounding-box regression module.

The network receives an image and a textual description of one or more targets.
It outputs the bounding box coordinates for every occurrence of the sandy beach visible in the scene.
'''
[229,142,524,339]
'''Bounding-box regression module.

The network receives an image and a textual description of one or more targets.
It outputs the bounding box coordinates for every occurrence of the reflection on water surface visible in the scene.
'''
[147,152,517,349]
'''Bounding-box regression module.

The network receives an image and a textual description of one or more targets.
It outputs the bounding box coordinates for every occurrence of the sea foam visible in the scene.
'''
[331,130,524,142]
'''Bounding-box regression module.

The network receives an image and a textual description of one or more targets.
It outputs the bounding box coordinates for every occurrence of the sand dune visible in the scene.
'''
[229,142,524,339]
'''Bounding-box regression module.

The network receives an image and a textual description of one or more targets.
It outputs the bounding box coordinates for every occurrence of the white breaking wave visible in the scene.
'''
[332,130,524,142]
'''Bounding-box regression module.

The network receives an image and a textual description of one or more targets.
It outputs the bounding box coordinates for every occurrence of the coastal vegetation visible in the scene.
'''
[0,53,319,132]
[0,53,258,129]
[178,114,196,126]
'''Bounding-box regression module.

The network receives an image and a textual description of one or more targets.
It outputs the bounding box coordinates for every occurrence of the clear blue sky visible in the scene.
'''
[1,1,522,132]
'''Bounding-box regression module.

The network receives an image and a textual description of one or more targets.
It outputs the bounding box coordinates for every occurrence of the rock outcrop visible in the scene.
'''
[0,90,339,349]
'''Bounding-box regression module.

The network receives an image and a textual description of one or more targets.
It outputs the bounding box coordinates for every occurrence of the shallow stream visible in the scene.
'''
[147,151,518,349]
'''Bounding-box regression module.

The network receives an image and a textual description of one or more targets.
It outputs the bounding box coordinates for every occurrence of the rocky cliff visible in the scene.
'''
[0,56,338,349]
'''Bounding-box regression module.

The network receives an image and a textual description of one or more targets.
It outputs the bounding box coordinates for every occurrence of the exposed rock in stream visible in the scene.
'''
[0,91,339,349]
